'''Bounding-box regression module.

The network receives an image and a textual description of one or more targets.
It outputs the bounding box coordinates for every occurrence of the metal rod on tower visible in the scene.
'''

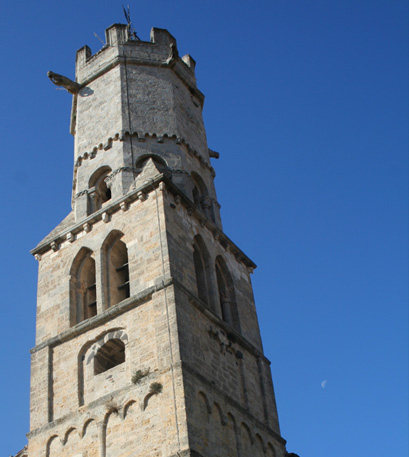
[122,4,140,40]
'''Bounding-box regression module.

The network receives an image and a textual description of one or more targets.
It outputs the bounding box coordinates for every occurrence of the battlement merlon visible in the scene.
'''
[75,24,200,99]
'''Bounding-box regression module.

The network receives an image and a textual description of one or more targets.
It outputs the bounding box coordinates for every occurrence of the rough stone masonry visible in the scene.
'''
[24,23,292,457]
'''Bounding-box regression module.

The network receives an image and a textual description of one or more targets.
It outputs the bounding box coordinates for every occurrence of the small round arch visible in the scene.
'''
[255,433,266,454]
[266,442,277,457]
[45,435,60,457]
[213,402,227,426]
[88,166,112,214]
[62,427,78,445]
[197,390,212,415]
[123,399,137,418]
[240,421,254,446]
[82,418,96,438]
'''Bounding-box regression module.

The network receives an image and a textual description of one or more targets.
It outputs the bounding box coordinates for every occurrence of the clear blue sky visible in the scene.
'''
[0,1,407,456]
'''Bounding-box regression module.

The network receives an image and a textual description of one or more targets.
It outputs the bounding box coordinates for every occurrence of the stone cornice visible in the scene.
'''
[30,274,263,362]
[31,175,256,271]
[164,179,256,270]
[30,278,172,354]
[172,278,268,364]
[77,53,204,108]
[31,175,164,257]
[26,362,177,439]
[75,131,215,177]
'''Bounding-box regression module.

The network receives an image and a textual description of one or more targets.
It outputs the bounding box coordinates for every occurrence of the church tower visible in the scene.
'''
[28,24,289,457]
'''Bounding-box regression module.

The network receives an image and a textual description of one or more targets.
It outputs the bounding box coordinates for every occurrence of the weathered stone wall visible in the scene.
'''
[163,190,262,349]
[72,24,220,226]
[30,185,282,456]
[28,23,287,457]
[183,372,287,457]
[75,64,124,156]
[34,190,169,344]
[28,365,188,457]
[29,189,190,456]
[74,26,207,165]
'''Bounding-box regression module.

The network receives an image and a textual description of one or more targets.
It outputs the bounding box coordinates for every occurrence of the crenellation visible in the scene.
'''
[105,23,128,47]
[75,26,197,87]
[26,21,290,457]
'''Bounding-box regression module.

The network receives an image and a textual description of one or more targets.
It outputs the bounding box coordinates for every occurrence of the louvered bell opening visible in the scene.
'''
[116,263,130,298]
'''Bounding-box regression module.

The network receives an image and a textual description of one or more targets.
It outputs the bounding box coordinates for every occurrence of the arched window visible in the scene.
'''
[191,172,215,222]
[215,256,240,331]
[103,231,130,308]
[70,248,97,325]
[88,166,112,214]
[193,235,213,308]
[94,339,125,375]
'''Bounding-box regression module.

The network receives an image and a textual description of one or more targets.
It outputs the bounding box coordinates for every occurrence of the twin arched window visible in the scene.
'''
[193,236,240,331]
[87,158,168,216]
[70,232,130,326]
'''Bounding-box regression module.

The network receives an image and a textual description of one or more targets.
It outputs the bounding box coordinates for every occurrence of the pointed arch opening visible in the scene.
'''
[215,256,240,331]
[88,166,112,214]
[70,248,97,325]
[193,235,214,309]
[266,443,277,457]
[103,231,130,308]
[240,422,254,455]
[191,172,215,222]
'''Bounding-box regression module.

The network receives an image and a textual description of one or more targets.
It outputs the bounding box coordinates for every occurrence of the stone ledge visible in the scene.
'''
[77,53,202,105]
[31,175,165,256]
[30,275,263,360]
[74,131,214,176]
[27,361,181,439]
[31,175,256,272]
[164,178,256,270]
[172,279,269,365]
[30,278,172,353]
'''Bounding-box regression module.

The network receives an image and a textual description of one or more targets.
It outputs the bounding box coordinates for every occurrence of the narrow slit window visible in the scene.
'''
[116,261,130,298]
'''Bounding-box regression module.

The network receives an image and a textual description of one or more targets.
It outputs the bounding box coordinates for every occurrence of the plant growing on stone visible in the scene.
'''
[149,382,163,394]
[131,368,150,384]
[105,400,119,415]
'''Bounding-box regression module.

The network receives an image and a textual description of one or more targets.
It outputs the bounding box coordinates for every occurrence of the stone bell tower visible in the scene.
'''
[28,23,289,457]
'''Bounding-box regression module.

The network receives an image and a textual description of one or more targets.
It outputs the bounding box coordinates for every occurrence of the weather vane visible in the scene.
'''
[123,4,140,40]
